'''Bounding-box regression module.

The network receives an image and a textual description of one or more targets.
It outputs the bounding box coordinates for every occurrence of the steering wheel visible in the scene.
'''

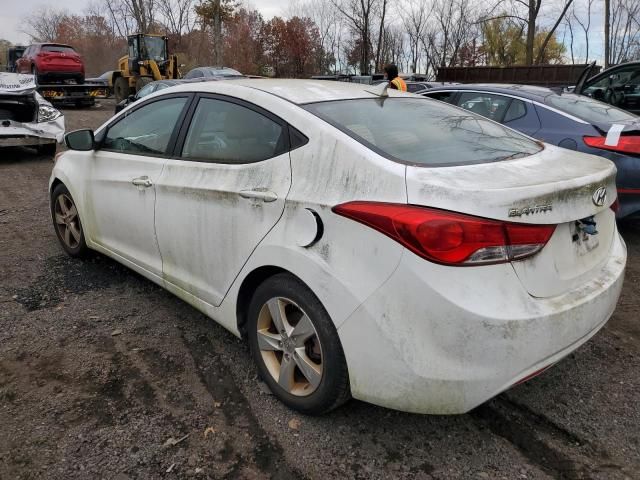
[604,88,624,106]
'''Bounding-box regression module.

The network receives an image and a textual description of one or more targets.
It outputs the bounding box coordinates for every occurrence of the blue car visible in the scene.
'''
[422,84,640,219]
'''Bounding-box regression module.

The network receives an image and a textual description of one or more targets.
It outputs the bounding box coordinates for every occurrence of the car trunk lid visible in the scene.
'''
[405,144,618,297]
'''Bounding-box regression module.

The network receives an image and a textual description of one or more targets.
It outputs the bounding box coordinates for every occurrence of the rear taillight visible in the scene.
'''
[332,202,556,266]
[584,135,640,155]
[610,197,620,213]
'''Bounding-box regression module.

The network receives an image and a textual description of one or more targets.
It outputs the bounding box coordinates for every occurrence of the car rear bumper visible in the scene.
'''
[338,230,626,414]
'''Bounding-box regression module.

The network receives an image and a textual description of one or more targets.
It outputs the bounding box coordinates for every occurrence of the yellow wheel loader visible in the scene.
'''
[112,34,180,103]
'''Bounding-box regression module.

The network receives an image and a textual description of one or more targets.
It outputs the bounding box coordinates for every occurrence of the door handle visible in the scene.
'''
[239,189,278,202]
[132,176,153,188]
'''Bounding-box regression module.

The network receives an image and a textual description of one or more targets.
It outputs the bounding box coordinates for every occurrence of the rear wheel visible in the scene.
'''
[51,183,89,258]
[76,74,85,85]
[113,77,130,103]
[247,273,350,415]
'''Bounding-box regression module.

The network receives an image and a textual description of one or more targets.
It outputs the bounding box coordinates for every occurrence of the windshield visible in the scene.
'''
[141,36,166,62]
[546,94,635,124]
[304,98,542,166]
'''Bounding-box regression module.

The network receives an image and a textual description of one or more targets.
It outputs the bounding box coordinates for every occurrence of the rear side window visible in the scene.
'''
[457,92,511,122]
[180,97,287,163]
[42,45,76,53]
[305,98,541,166]
[546,94,635,123]
[426,91,456,103]
[504,99,527,123]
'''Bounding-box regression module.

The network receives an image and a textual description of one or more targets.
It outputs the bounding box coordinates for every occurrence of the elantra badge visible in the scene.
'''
[508,204,553,217]
[592,187,607,207]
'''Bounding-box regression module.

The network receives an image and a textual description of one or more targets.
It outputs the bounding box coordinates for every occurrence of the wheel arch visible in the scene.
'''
[235,265,289,339]
[50,177,64,195]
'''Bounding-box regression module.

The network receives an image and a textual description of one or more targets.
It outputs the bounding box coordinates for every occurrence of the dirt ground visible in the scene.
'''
[0,100,638,480]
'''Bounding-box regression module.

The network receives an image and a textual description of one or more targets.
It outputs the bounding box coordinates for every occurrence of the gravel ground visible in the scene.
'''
[0,100,638,480]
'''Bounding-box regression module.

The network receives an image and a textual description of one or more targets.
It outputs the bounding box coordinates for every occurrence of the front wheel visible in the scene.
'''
[51,183,89,258]
[113,76,130,103]
[247,273,350,415]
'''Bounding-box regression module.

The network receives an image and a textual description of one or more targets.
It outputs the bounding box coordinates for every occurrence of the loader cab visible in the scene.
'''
[127,34,169,75]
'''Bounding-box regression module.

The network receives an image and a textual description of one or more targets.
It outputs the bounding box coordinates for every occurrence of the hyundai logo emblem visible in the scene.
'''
[592,186,607,207]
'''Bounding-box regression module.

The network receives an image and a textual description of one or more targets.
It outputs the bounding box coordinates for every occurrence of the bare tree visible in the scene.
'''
[332,0,380,74]
[571,0,593,62]
[609,0,640,64]
[157,0,197,39]
[23,7,69,41]
[401,0,429,73]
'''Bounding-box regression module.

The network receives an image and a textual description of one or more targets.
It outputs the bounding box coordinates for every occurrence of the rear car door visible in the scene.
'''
[85,94,191,277]
[154,94,293,306]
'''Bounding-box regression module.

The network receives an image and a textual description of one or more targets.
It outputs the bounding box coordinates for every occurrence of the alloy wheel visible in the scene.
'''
[54,193,82,249]
[256,297,323,396]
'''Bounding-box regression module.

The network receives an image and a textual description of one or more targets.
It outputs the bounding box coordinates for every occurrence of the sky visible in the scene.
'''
[0,0,286,45]
[1,0,607,64]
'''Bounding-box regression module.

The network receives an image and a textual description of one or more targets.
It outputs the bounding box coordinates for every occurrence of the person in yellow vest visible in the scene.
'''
[383,64,407,92]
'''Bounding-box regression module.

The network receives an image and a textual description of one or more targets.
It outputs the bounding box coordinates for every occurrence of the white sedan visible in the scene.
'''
[50,79,626,415]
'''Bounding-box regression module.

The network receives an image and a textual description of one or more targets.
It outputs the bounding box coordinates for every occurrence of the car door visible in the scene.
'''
[154,94,293,306]
[582,64,640,114]
[85,94,191,278]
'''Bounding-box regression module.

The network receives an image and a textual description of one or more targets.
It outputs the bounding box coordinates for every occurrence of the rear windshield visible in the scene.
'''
[304,97,541,166]
[546,94,635,124]
[42,45,76,53]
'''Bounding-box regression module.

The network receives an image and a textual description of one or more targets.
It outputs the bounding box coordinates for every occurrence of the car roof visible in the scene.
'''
[424,83,559,102]
[168,78,414,104]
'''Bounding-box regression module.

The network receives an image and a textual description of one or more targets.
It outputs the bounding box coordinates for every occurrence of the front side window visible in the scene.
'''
[103,97,188,155]
[181,97,286,163]
[305,97,541,167]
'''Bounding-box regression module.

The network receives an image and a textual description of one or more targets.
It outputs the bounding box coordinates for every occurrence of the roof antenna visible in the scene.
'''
[365,82,389,97]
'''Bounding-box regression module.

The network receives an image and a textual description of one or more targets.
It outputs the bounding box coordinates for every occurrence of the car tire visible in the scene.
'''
[247,273,351,415]
[135,76,152,92]
[113,77,130,103]
[37,143,57,156]
[51,183,89,258]
[76,75,85,85]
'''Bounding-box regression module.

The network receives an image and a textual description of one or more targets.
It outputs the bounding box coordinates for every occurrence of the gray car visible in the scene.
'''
[423,84,640,219]
[183,66,244,80]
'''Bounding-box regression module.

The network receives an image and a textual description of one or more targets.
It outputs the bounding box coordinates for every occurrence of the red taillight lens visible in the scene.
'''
[610,197,620,213]
[332,202,556,266]
[584,135,640,155]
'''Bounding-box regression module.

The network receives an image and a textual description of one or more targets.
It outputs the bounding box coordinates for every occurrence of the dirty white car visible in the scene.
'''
[0,72,64,155]
[49,80,626,415]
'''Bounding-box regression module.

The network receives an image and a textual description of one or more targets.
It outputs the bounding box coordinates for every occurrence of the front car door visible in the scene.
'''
[84,94,191,278]
[154,94,293,306]
[582,64,640,114]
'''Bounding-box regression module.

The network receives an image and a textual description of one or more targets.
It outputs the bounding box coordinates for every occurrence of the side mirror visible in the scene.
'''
[128,94,136,101]
[65,129,95,151]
